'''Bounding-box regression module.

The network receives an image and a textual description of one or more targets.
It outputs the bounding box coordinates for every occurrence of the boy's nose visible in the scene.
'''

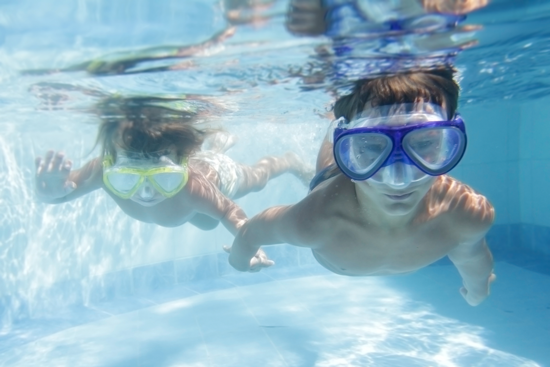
[381,162,412,189]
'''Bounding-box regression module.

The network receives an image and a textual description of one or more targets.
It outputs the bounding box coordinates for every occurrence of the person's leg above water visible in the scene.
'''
[233,152,314,199]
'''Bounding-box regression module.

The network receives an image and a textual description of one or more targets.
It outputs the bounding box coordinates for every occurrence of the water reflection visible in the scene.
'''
[286,0,484,92]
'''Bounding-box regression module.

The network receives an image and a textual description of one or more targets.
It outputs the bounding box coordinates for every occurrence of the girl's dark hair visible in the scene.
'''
[94,96,209,160]
[333,67,460,121]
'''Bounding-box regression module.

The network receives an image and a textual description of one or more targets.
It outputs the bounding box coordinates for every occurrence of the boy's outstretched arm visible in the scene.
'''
[444,180,495,306]
[229,202,319,272]
[35,151,103,204]
[448,236,495,306]
[228,205,292,271]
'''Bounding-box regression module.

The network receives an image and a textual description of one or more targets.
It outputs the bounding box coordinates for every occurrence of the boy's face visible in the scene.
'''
[351,102,446,216]
[354,175,436,216]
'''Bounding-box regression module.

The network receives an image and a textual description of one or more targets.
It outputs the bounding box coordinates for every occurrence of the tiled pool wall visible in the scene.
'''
[458,100,550,259]
[1,100,550,326]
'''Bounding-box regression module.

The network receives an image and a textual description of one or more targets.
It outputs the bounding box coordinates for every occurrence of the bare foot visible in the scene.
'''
[284,152,315,187]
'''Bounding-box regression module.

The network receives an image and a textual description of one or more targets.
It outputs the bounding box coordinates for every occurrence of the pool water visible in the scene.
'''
[1,263,548,366]
[0,0,550,366]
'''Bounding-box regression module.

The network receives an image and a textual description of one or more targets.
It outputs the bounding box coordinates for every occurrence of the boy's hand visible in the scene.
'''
[35,150,77,200]
[249,248,275,272]
[223,246,275,272]
[460,273,496,306]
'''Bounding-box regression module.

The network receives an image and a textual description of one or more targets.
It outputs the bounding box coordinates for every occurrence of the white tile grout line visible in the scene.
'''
[194,314,214,367]
[239,289,291,367]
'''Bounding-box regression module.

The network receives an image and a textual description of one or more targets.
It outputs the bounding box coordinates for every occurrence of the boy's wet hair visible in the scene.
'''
[94,96,209,160]
[333,67,460,121]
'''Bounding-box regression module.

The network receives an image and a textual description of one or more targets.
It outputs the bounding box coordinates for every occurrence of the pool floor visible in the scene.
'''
[0,262,548,367]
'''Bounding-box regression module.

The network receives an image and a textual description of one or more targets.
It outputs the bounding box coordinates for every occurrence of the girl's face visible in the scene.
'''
[115,148,180,207]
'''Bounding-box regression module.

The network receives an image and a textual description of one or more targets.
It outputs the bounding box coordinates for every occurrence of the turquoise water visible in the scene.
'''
[0,0,549,366]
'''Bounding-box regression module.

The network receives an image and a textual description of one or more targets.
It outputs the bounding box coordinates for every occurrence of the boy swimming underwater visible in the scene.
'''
[227,68,496,306]
[35,96,312,236]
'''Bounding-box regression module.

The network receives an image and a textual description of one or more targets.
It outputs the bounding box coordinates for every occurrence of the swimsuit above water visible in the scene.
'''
[191,151,243,199]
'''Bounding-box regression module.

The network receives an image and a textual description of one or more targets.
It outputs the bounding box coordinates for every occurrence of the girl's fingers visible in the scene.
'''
[35,157,44,174]
[51,152,65,171]
[44,151,55,172]
[63,160,72,171]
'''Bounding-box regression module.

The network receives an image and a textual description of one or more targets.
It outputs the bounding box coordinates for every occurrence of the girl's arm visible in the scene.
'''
[35,151,103,204]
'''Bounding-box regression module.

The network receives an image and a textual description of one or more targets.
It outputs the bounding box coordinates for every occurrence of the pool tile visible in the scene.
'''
[132,261,176,296]
[533,225,550,256]
[530,105,550,161]
[137,335,211,367]
[141,285,199,305]
[175,254,218,283]
[509,224,521,249]
[247,303,318,328]
[262,326,322,367]
[507,163,521,223]
[184,278,235,294]
[460,106,509,165]
[531,160,550,227]
[197,310,258,335]
[87,269,133,303]
[263,266,316,281]
[519,160,533,223]
[297,247,318,266]
[204,329,288,367]
[520,223,534,251]
[0,294,30,326]
[222,272,274,287]
[89,297,156,316]
[519,103,535,160]
[2,264,550,366]
[507,108,521,161]
[216,252,240,277]
[461,163,509,225]
[263,244,300,268]
[486,224,510,254]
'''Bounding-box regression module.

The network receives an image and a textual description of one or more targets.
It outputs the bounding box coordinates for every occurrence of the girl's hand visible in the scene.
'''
[35,150,77,201]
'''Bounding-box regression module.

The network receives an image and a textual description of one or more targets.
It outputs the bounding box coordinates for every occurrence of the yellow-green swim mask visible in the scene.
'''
[103,153,189,199]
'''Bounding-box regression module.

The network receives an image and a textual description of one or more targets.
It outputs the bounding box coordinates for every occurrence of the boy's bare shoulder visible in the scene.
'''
[426,175,494,233]
[286,174,356,245]
[303,175,357,221]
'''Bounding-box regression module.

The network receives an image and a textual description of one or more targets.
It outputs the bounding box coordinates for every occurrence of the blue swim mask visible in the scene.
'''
[323,0,466,37]
[332,103,467,188]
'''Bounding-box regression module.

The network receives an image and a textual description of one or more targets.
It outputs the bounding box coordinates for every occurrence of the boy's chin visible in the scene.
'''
[379,201,418,216]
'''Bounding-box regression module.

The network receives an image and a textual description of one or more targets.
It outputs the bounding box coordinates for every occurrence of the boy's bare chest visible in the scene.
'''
[314,219,458,276]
